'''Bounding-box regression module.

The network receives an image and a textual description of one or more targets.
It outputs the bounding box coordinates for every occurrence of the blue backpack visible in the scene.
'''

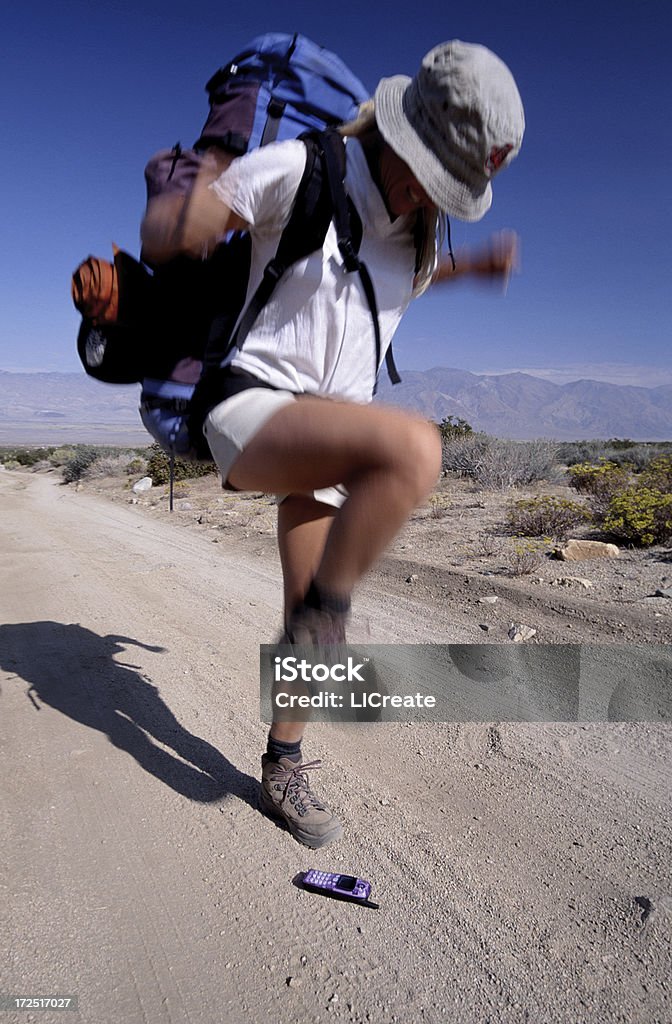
[198,32,370,152]
[75,34,400,460]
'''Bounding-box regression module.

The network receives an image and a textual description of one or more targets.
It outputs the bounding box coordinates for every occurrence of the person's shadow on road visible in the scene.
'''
[0,621,258,807]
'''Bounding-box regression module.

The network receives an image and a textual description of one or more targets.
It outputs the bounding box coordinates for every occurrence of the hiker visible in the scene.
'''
[142,40,525,849]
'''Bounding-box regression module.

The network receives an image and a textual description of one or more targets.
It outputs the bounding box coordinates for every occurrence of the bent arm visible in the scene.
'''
[431,230,520,286]
[140,155,249,264]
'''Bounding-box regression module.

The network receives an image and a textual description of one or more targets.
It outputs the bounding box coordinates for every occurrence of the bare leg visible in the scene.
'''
[277,494,336,616]
[228,398,441,597]
[239,400,441,828]
[271,494,336,744]
[259,491,345,849]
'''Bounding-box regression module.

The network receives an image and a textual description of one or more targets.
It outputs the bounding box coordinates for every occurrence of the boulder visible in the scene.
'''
[508,623,537,642]
[555,539,619,561]
[550,576,593,588]
[132,476,153,494]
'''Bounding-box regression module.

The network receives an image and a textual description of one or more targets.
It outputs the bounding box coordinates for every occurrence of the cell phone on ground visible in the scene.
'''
[301,870,372,901]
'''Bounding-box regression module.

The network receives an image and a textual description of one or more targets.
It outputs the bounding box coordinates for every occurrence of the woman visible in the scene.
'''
[142,40,525,849]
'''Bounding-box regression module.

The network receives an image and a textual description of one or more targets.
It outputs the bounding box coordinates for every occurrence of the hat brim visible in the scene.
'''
[374,75,492,222]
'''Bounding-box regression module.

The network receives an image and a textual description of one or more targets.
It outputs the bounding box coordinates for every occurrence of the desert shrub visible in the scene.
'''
[426,493,452,518]
[475,531,505,557]
[605,437,636,450]
[507,539,548,576]
[558,439,672,468]
[145,445,217,485]
[602,488,672,546]
[566,460,634,522]
[437,416,473,441]
[443,434,559,489]
[6,447,55,467]
[441,432,490,476]
[126,456,146,475]
[639,454,672,494]
[505,495,591,540]
[556,440,606,466]
[82,455,137,479]
[2,459,21,470]
[62,445,102,483]
[566,459,630,494]
[482,439,560,488]
[602,445,663,472]
[48,446,76,467]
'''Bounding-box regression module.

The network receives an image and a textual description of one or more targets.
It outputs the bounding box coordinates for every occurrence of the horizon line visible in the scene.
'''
[2,363,672,389]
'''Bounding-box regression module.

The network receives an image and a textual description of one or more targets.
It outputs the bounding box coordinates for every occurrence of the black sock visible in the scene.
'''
[267,733,302,763]
[303,580,351,616]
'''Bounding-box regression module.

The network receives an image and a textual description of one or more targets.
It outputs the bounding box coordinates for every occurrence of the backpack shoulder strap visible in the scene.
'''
[225,129,401,387]
[317,131,401,387]
[224,134,329,355]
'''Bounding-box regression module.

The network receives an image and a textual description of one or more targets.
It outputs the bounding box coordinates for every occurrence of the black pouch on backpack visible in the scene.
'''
[73,248,155,384]
[138,238,252,461]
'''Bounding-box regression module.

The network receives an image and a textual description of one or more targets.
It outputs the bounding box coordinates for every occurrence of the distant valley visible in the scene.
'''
[1,368,671,445]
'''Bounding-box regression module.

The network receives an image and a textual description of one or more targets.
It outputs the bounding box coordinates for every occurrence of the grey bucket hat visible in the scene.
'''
[374,40,525,221]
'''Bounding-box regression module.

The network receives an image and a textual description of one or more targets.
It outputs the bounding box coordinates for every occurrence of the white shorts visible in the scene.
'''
[203,388,348,509]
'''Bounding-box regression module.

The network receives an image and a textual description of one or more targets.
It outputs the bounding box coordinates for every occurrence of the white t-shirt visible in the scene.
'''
[209,137,416,403]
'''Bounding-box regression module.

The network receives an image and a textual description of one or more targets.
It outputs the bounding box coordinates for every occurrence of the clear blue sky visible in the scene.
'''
[1,0,670,386]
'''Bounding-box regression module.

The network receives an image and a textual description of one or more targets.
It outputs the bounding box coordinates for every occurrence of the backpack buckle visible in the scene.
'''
[264,259,284,283]
[338,238,361,274]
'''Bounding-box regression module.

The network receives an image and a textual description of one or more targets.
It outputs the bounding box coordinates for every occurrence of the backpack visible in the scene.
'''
[73,33,400,461]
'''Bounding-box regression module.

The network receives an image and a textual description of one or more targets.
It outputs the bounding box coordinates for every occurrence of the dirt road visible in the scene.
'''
[1,471,671,1024]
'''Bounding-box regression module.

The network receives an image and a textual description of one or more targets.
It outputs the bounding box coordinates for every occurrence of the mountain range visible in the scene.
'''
[1,368,670,444]
[376,368,672,441]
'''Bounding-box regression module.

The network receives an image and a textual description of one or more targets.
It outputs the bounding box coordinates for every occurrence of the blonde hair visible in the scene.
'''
[339,101,443,295]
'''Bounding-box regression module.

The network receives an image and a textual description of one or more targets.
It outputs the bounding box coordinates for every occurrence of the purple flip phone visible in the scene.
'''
[302,870,372,900]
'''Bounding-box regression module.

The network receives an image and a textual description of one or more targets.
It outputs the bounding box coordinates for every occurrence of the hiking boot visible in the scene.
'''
[259,756,343,848]
[284,604,348,645]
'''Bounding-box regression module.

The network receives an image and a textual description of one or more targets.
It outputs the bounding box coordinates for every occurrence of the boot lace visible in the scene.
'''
[272,760,327,817]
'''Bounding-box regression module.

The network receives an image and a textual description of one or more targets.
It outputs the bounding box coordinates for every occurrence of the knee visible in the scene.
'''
[396,418,442,499]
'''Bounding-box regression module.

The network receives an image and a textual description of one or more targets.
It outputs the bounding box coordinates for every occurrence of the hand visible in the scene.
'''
[475,230,520,283]
[140,193,188,264]
[140,150,246,264]
[431,230,520,287]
